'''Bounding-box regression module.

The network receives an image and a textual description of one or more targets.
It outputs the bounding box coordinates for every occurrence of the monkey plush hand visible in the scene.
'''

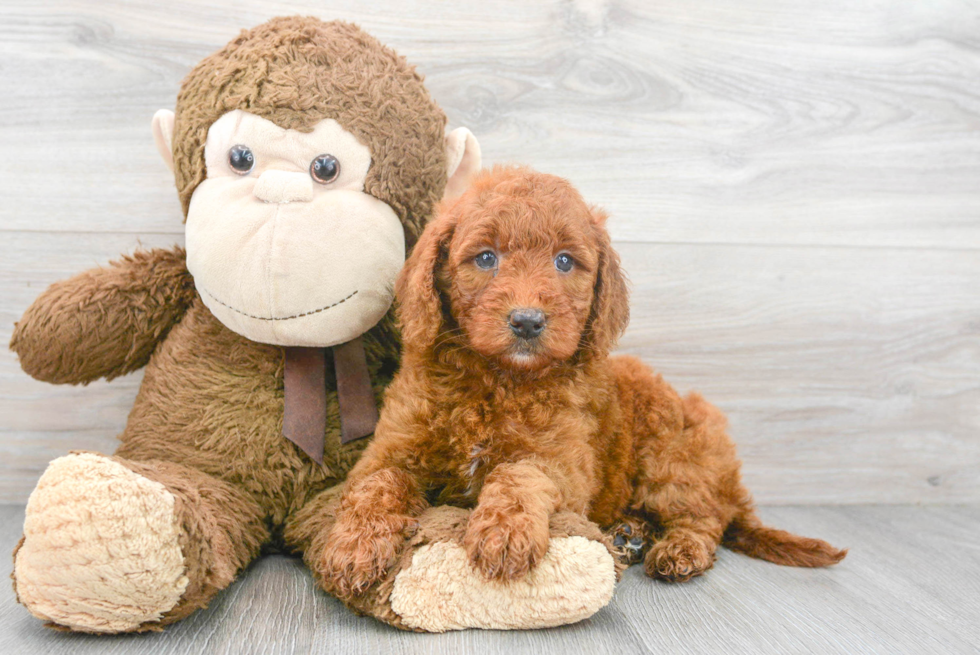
[9,17,618,634]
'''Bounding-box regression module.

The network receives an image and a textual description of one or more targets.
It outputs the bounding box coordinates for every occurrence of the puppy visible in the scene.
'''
[320,166,845,598]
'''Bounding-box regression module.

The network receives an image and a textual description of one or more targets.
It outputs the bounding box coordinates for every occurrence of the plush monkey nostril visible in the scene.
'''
[508,309,546,340]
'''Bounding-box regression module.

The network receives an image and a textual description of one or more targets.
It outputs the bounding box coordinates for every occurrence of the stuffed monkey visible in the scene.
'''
[9,17,621,633]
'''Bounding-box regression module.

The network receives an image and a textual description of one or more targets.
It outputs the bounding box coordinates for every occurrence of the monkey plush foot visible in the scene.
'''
[13,452,266,633]
[341,507,623,632]
[13,453,188,633]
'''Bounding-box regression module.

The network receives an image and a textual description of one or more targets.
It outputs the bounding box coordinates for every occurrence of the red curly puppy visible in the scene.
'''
[320,166,846,599]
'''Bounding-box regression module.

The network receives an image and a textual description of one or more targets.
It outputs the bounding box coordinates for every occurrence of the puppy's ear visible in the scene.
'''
[395,206,457,351]
[582,208,630,358]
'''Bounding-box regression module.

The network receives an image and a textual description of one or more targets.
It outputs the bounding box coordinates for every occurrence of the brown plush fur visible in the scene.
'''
[11,250,398,630]
[320,167,846,599]
[10,248,197,384]
[173,16,448,245]
[9,17,450,631]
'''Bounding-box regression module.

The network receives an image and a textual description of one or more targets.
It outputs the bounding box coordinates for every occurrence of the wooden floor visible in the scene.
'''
[1,504,977,655]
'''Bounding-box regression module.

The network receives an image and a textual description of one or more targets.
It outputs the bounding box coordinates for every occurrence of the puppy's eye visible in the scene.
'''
[555,253,574,273]
[310,154,340,184]
[228,145,254,175]
[475,251,497,270]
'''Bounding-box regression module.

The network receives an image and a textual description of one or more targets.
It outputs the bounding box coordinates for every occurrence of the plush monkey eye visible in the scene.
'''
[555,253,574,273]
[475,251,497,270]
[310,154,340,184]
[228,145,254,175]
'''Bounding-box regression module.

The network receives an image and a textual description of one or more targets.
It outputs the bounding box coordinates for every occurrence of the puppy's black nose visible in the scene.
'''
[509,309,546,339]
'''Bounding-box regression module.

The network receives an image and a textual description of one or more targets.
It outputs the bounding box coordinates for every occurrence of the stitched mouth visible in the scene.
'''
[200,288,358,321]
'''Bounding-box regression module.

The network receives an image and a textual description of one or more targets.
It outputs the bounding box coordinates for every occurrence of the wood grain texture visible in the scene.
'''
[1,504,978,654]
[0,0,978,504]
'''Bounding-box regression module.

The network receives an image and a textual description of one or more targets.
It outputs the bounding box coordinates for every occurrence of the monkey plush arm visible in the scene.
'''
[10,246,196,384]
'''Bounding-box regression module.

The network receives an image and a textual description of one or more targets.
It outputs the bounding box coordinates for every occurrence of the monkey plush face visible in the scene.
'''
[184,110,405,347]
[150,17,481,348]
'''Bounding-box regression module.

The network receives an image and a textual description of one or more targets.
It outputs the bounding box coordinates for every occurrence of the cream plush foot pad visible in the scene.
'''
[389,536,616,631]
[13,453,189,633]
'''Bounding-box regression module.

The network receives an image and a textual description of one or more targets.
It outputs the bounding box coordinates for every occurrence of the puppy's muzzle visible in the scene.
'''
[509,309,546,340]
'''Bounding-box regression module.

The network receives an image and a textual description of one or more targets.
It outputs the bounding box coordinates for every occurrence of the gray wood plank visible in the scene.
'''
[1,504,978,654]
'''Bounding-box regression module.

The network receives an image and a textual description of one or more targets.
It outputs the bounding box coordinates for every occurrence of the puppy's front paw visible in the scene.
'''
[318,520,412,601]
[463,507,549,581]
[644,530,716,582]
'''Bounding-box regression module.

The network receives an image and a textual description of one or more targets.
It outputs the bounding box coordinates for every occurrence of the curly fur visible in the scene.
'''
[321,166,846,598]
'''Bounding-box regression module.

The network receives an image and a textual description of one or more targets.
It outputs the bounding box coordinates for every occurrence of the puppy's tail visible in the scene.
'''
[722,511,847,568]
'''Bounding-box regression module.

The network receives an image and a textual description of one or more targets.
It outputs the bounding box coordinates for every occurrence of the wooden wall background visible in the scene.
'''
[0,0,977,505]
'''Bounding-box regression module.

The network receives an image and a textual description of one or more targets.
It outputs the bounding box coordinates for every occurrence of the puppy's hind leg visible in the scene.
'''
[634,465,725,582]
[651,393,743,581]
[614,356,736,582]
[630,386,846,580]
[665,394,847,571]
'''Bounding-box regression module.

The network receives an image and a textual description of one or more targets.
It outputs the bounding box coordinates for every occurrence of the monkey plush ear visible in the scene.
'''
[152,109,176,173]
[444,128,481,200]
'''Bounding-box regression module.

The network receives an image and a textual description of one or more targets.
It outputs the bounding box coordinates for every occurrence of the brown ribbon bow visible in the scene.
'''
[282,337,379,464]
